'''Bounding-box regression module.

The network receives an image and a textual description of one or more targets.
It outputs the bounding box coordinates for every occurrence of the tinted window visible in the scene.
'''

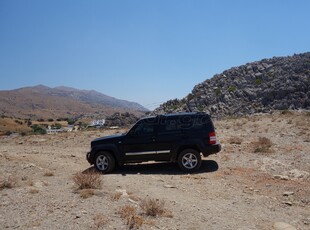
[178,115,210,130]
[130,122,156,136]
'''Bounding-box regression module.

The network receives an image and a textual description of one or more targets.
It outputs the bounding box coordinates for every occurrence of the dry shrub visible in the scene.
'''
[228,137,242,145]
[73,172,102,190]
[44,171,55,177]
[222,155,230,162]
[0,176,17,190]
[140,198,168,217]
[281,110,293,115]
[119,205,143,229]
[79,189,95,199]
[111,191,123,201]
[253,137,273,153]
[29,188,39,194]
[93,213,108,228]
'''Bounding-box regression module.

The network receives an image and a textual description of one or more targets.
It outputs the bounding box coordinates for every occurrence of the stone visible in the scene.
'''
[273,222,296,230]
[115,189,128,197]
[164,184,177,188]
[283,191,294,196]
[284,201,293,206]
[273,175,289,180]
[288,169,309,179]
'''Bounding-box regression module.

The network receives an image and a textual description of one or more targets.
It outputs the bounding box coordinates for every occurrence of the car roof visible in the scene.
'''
[159,112,207,117]
[141,112,208,121]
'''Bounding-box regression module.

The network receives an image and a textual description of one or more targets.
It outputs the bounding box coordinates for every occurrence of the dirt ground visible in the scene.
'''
[1,111,309,230]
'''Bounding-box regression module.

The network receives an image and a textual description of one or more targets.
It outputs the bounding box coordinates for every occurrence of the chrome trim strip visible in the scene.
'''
[157,150,170,154]
[125,151,156,156]
[125,150,170,156]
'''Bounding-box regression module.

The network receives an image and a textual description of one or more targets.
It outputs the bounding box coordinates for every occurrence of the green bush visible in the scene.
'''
[255,79,262,85]
[214,88,221,96]
[228,86,236,92]
[31,125,46,135]
[52,123,62,129]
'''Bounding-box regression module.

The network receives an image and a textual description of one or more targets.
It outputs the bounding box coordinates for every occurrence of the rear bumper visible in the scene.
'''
[202,143,221,157]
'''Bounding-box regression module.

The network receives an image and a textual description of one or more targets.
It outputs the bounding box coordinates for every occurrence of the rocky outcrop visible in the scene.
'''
[154,52,310,117]
[104,112,139,127]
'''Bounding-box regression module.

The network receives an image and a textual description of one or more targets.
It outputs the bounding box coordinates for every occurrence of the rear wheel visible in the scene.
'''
[94,151,115,173]
[177,149,202,172]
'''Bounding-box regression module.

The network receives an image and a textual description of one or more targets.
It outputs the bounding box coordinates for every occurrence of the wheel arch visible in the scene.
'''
[177,145,201,157]
[91,145,120,165]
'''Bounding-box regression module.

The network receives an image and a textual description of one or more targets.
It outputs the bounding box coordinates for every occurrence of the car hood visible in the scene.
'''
[92,134,123,145]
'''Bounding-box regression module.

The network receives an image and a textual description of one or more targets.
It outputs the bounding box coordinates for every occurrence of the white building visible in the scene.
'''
[89,119,105,127]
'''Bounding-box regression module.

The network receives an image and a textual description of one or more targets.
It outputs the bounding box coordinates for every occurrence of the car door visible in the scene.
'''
[121,120,158,162]
[155,116,182,160]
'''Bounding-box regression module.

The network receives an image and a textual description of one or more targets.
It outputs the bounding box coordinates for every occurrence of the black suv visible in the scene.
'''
[86,112,221,173]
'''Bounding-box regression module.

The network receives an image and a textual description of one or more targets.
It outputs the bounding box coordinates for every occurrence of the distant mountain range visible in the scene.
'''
[0,85,148,119]
[154,52,310,116]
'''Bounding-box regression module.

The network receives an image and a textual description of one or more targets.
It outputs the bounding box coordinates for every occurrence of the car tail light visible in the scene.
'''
[209,132,216,145]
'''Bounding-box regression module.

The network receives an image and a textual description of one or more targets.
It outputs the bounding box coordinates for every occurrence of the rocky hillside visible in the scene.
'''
[154,52,310,117]
[0,85,147,119]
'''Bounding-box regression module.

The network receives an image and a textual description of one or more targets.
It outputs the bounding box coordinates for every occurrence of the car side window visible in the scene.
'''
[131,123,155,136]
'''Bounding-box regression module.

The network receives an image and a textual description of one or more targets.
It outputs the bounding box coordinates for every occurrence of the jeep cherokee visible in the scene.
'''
[86,112,221,173]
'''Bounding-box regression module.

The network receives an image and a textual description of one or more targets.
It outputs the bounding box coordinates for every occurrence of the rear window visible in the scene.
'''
[159,114,213,132]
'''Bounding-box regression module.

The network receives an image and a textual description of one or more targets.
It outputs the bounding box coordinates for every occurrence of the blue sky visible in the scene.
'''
[0,0,309,109]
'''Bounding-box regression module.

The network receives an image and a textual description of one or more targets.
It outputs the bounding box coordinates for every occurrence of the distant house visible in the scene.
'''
[46,128,64,134]
[89,119,105,128]
[46,125,77,134]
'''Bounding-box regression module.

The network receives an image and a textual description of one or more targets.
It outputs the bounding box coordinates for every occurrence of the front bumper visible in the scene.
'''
[86,151,92,164]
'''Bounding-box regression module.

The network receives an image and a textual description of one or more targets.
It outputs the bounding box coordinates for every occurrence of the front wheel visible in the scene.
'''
[177,149,202,172]
[94,151,115,174]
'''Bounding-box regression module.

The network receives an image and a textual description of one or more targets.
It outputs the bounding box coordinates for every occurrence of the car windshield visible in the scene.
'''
[122,123,136,135]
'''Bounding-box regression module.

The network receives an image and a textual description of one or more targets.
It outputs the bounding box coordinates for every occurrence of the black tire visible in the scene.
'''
[94,151,115,174]
[177,149,202,172]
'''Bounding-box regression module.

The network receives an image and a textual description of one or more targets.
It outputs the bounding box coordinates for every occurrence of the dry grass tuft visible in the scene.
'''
[73,172,102,190]
[228,137,242,145]
[140,198,171,217]
[0,176,17,190]
[79,189,95,199]
[119,205,144,229]
[93,213,108,228]
[44,171,55,177]
[253,137,273,153]
[29,188,39,194]
[111,191,123,201]
[281,110,293,115]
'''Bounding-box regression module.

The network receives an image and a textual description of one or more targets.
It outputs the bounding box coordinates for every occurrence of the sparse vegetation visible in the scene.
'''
[79,189,95,199]
[228,137,242,145]
[93,213,108,228]
[14,119,23,125]
[253,137,273,153]
[119,205,144,229]
[52,123,62,129]
[228,85,236,92]
[140,198,169,217]
[0,176,17,190]
[73,172,102,190]
[44,171,55,177]
[255,78,262,85]
[281,110,293,115]
[29,188,39,194]
[111,191,123,201]
[214,88,221,96]
[31,124,47,135]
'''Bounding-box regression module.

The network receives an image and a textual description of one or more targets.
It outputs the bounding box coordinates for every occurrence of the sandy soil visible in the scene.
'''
[1,112,309,230]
